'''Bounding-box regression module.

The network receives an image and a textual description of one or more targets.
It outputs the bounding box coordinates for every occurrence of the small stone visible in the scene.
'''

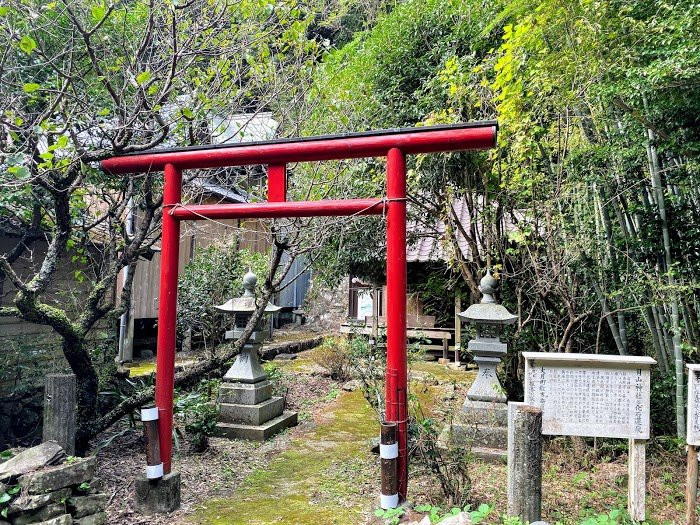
[273,353,297,360]
[418,516,431,525]
[0,443,66,481]
[28,515,72,525]
[8,488,71,514]
[342,380,361,392]
[11,502,65,525]
[438,512,471,525]
[74,512,106,525]
[442,383,456,400]
[82,478,104,495]
[66,494,107,518]
[19,457,96,494]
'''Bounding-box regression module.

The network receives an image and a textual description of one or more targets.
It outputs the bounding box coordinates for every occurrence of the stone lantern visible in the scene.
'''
[214,270,297,440]
[440,271,516,461]
[457,271,517,403]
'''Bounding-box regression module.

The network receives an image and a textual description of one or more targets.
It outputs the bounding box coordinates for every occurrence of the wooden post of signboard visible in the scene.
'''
[687,444,698,525]
[686,364,700,524]
[628,438,646,521]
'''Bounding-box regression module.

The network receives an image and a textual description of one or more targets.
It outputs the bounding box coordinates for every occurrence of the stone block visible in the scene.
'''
[0,442,66,482]
[447,423,507,449]
[31,515,72,525]
[459,400,508,426]
[134,472,180,515]
[219,397,284,426]
[19,457,96,494]
[74,512,106,525]
[219,381,273,405]
[8,488,71,514]
[11,503,65,525]
[66,494,107,518]
[217,411,297,441]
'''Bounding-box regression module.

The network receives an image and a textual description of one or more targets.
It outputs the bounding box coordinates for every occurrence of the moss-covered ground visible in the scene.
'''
[189,388,379,525]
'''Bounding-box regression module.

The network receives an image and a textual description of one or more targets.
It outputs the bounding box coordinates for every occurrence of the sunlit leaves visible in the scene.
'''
[18,35,36,54]
[135,70,151,85]
[22,82,40,93]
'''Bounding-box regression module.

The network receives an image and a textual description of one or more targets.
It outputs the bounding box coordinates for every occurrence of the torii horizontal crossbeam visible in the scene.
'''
[168,198,386,220]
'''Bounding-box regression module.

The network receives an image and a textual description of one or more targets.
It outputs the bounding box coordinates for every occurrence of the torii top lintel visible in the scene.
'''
[100,121,497,174]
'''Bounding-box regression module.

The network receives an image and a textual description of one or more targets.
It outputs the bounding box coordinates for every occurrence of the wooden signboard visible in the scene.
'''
[523,353,655,439]
[522,352,656,522]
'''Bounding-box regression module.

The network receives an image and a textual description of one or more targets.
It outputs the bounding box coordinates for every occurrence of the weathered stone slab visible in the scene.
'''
[134,472,180,515]
[74,512,106,525]
[30,515,72,525]
[219,397,284,426]
[217,411,297,441]
[219,381,272,405]
[459,400,508,426]
[445,423,507,449]
[8,488,71,514]
[523,352,655,439]
[66,494,107,519]
[43,374,77,455]
[11,502,65,525]
[0,442,66,481]
[19,457,96,494]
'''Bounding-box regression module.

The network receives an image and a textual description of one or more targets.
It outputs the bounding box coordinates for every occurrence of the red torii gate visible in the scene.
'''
[101,121,497,501]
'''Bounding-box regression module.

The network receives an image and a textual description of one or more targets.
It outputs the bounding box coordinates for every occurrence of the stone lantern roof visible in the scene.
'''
[213,270,281,313]
[457,271,517,325]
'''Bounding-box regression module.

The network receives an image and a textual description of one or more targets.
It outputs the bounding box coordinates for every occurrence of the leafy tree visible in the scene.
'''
[0,0,324,450]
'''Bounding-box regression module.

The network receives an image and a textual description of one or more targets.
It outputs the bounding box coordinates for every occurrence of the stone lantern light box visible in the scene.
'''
[214,270,297,440]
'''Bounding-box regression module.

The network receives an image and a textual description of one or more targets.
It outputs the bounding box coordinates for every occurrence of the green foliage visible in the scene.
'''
[174,386,219,453]
[177,244,268,352]
[373,506,405,524]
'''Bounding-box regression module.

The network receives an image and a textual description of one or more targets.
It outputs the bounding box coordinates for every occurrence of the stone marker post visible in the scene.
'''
[507,402,542,522]
[43,374,76,455]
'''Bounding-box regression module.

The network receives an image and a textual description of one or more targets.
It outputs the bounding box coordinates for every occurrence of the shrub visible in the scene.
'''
[313,337,353,381]
[177,242,268,354]
[174,388,219,452]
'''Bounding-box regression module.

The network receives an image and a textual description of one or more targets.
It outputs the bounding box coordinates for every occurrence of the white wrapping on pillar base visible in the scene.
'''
[141,407,159,421]
[379,442,398,459]
[146,462,164,479]
[380,493,399,509]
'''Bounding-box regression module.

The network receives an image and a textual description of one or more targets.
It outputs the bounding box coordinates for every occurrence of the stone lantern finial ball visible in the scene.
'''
[243,269,257,294]
[479,270,498,303]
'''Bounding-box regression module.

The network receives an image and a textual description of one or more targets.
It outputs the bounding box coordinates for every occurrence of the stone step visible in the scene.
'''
[217,411,298,441]
[471,446,507,464]
[219,397,284,426]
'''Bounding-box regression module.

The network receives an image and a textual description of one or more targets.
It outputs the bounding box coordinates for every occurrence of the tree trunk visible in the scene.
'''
[647,125,685,436]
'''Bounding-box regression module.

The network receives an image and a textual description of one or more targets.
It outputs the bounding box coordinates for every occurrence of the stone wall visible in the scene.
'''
[302,277,348,331]
[0,443,107,525]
